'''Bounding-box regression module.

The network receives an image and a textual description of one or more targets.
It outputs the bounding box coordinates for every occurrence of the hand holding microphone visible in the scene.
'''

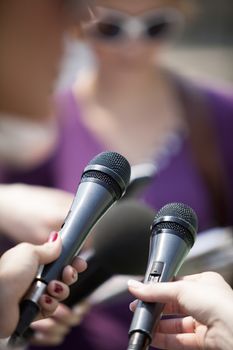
[9,151,131,345]
[0,233,86,339]
[18,200,154,346]
[129,271,233,350]
[127,202,198,350]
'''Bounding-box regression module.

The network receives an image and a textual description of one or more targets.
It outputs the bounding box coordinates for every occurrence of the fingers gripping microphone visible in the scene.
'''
[127,203,198,350]
[20,201,155,346]
[9,151,131,345]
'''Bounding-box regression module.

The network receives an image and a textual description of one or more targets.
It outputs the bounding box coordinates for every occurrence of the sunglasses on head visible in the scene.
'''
[83,7,184,41]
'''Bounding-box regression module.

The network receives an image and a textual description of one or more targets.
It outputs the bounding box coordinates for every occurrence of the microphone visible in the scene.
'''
[9,151,131,345]
[64,200,155,307]
[127,202,198,350]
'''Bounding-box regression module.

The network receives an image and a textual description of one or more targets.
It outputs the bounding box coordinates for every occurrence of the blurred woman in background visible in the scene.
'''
[55,0,233,230]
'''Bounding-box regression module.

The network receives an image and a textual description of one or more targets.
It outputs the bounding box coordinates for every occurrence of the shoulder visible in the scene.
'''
[172,73,233,136]
[198,79,233,119]
[177,74,233,120]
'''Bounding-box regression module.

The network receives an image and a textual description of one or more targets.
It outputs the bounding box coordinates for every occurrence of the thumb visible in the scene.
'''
[127,279,182,304]
[35,232,62,266]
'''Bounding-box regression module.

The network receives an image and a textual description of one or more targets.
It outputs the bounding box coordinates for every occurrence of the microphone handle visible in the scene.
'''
[128,233,189,350]
[127,301,165,350]
[40,182,114,284]
[8,183,114,344]
[128,261,166,350]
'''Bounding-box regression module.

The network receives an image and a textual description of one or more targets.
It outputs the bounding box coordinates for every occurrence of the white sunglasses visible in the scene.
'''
[83,7,184,41]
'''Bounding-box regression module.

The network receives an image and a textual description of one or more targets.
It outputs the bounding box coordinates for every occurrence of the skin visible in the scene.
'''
[0,234,87,338]
[128,272,233,350]
[0,0,86,119]
[0,184,73,244]
[30,302,90,345]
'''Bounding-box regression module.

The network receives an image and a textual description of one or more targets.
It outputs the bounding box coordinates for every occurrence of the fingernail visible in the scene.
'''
[128,279,143,289]
[48,231,58,243]
[45,296,53,304]
[129,302,134,312]
[54,283,63,294]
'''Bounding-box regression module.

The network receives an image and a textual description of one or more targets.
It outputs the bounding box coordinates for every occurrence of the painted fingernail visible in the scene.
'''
[128,280,143,289]
[48,231,58,243]
[45,296,53,304]
[54,283,63,294]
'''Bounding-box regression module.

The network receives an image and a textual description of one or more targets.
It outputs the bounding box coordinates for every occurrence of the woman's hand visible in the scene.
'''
[128,272,233,350]
[0,184,73,244]
[30,302,90,346]
[0,233,87,338]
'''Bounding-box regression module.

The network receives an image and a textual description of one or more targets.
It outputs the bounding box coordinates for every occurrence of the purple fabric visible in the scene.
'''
[1,81,232,350]
[53,86,233,231]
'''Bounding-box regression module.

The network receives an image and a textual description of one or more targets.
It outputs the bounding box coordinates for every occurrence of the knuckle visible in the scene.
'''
[202,271,223,281]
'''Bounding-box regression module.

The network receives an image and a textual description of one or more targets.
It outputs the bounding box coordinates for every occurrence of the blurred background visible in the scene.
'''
[57,0,233,90]
[0,1,232,349]
[166,0,233,83]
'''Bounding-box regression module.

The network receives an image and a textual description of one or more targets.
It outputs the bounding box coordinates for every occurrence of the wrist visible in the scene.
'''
[214,302,233,350]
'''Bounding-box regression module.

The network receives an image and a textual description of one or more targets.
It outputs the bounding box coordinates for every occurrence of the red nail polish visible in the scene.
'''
[45,296,53,304]
[54,283,63,294]
[48,231,58,243]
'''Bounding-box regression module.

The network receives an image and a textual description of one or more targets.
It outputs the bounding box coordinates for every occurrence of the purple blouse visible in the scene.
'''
[53,85,233,231]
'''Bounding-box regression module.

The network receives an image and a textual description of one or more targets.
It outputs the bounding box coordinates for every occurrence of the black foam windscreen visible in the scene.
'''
[152,202,198,248]
[93,200,155,275]
[64,201,155,307]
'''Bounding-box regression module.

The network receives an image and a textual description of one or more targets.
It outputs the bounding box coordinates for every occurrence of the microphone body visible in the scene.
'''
[40,181,114,284]
[128,203,198,350]
[9,152,130,345]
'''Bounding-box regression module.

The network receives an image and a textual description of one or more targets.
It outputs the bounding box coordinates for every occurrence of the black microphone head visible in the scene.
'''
[93,200,155,275]
[152,202,198,248]
[82,151,131,199]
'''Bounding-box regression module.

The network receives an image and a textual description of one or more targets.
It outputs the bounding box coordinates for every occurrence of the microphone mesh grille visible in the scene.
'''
[155,202,198,230]
[82,170,122,199]
[88,152,131,187]
[153,203,198,248]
